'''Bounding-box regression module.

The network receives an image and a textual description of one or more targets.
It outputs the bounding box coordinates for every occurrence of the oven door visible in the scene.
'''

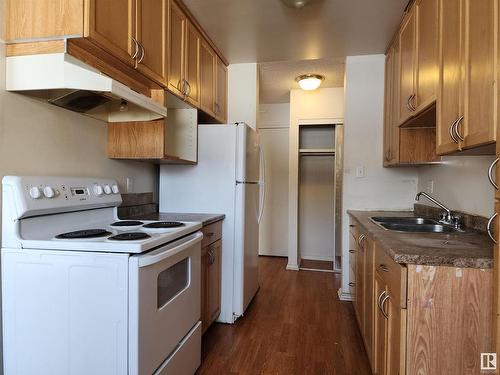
[128,231,202,375]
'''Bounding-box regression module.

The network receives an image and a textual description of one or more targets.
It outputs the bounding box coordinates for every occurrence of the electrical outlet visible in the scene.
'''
[355,166,365,178]
[426,180,434,194]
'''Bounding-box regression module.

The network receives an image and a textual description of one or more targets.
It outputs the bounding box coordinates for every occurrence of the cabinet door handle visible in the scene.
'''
[406,95,413,111]
[410,94,416,111]
[488,158,499,190]
[348,282,355,287]
[137,42,145,64]
[131,37,139,60]
[377,290,386,311]
[379,264,389,272]
[407,94,416,111]
[449,118,460,144]
[487,213,498,244]
[349,249,356,254]
[185,81,192,97]
[381,294,390,319]
[453,115,464,142]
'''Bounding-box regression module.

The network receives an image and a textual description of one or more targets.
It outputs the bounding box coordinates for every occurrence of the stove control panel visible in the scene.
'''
[2,176,123,219]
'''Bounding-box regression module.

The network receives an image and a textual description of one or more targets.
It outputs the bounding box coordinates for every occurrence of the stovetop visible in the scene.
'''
[19,219,202,254]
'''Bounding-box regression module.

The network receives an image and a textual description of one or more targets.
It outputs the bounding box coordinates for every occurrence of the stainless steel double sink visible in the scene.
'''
[369,216,463,233]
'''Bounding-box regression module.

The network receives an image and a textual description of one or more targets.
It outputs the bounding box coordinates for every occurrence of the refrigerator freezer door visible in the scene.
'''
[236,123,260,183]
[233,182,260,317]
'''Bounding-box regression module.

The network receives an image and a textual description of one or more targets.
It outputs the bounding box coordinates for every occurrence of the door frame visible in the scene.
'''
[288,117,344,273]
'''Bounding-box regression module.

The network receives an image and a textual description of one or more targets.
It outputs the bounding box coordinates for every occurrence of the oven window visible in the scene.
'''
[157,258,190,309]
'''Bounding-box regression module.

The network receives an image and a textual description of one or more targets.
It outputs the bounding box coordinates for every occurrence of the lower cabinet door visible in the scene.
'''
[207,240,222,324]
[374,272,387,375]
[201,247,209,333]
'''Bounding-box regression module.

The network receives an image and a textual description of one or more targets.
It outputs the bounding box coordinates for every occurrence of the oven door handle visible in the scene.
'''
[137,232,203,268]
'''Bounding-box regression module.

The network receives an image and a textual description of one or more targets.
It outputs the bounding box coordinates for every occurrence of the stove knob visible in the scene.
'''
[43,186,56,198]
[111,184,120,194]
[103,185,112,195]
[29,186,42,199]
[93,185,104,196]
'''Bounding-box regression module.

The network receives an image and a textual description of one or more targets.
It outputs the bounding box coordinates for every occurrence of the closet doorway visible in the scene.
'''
[298,121,343,273]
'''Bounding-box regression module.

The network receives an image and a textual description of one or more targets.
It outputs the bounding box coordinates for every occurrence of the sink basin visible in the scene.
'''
[379,222,458,233]
[370,216,438,225]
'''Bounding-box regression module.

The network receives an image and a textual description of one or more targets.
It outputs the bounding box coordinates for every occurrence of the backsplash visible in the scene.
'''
[118,193,157,218]
[414,203,488,233]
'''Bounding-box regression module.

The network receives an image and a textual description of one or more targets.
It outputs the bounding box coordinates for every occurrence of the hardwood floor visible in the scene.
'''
[300,259,334,271]
[197,256,371,375]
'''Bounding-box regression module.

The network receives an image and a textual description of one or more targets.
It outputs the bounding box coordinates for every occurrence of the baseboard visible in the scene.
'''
[300,255,335,262]
[258,249,288,257]
[337,288,354,301]
[286,263,299,271]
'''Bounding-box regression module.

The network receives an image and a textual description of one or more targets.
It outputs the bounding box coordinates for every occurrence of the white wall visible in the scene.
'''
[417,156,496,217]
[258,103,290,257]
[228,63,259,129]
[341,55,418,297]
[288,88,345,269]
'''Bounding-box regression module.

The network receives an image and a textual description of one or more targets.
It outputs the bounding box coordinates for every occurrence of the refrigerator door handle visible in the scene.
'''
[257,144,266,224]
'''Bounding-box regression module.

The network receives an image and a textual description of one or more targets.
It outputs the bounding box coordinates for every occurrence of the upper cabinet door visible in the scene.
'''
[184,20,201,107]
[398,11,416,125]
[215,57,228,123]
[87,0,136,65]
[200,41,216,117]
[414,0,438,112]
[462,0,497,148]
[135,0,168,85]
[168,0,186,97]
[436,0,463,155]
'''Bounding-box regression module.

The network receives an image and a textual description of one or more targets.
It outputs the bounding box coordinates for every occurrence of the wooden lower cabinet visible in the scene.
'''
[201,221,223,333]
[350,218,493,375]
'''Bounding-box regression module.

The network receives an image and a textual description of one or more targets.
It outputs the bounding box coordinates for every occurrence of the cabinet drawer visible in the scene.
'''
[375,244,407,308]
[201,221,222,248]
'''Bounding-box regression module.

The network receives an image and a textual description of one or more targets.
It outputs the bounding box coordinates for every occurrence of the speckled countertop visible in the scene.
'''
[348,210,493,269]
[126,212,225,227]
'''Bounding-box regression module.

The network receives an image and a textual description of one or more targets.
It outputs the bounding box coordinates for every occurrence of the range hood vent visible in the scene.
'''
[6,53,167,122]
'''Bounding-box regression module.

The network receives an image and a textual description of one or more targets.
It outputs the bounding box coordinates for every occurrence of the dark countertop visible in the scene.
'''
[127,212,225,227]
[348,210,493,269]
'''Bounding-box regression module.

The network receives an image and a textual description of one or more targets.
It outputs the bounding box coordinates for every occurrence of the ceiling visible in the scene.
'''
[259,58,345,103]
[183,0,408,63]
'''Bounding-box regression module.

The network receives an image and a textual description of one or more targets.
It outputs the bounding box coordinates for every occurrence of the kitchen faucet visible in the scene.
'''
[415,192,457,227]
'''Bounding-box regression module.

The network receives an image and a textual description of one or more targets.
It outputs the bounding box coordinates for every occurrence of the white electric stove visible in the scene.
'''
[2,176,203,375]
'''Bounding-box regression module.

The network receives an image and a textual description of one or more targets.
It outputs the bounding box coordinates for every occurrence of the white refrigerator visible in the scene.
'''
[159,122,265,323]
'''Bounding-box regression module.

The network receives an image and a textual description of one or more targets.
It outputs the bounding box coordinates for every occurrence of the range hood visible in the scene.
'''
[6,53,167,122]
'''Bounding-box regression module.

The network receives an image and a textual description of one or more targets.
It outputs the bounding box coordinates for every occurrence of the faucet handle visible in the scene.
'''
[451,215,462,229]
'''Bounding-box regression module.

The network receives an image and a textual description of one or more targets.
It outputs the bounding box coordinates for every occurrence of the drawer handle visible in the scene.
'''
[357,234,366,246]
[349,249,356,254]
[379,264,389,272]
[348,282,355,287]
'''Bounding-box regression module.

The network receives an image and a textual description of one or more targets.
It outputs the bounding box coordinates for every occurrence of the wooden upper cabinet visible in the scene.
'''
[437,0,462,155]
[414,0,438,112]
[200,41,216,116]
[87,0,136,66]
[168,0,187,97]
[462,0,497,148]
[185,20,201,107]
[398,11,416,125]
[135,0,168,85]
[4,0,84,41]
[215,57,228,123]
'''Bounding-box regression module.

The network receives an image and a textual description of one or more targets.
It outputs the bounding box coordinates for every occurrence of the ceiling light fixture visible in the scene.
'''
[295,74,325,91]
[281,0,310,9]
